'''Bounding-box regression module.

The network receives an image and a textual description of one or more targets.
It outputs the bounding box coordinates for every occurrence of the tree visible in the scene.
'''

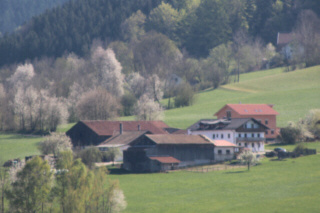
[239,150,258,171]
[121,93,137,116]
[280,126,301,144]
[77,147,102,169]
[146,2,180,40]
[304,109,320,139]
[91,47,124,97]
[294,10,320,67]
[174,82,195,107]
[121,10,146,43]
[134,94,164,121]
[105,148,121,166]
[76,88,121,120]
[0,167,9,213]
[186,0,231,57]
[6,156,53,213]
[39,132,72,157]
[145,74,164,103]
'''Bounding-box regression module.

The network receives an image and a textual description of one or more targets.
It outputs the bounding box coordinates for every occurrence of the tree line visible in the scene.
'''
[1,1,320,132]
[0,0,320,67]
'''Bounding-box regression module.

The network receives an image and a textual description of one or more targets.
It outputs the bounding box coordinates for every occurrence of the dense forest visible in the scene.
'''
[0,0,319,67]
[0,0,69,35]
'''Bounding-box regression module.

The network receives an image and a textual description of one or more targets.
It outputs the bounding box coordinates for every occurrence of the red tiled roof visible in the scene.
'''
[212,140,236,147]
[81,120,169,136]
[149,156,180,164]
[97,131,149,147]
[146,134,213,145]
[215,104,279,116]
[277,32,294,45]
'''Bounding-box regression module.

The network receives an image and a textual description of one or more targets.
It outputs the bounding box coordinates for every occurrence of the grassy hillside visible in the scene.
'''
[0,134,41,163]
[112,155,320,213]
[162,66,320,129]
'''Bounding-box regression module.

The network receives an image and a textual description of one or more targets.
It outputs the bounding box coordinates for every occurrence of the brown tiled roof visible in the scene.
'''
[212,140,236,147]
[97,131,149,147]
[146,134,213,145]
[149,156,180,164]
[81,120,169,136]
[277,32,294,45]
[215,104,279,116]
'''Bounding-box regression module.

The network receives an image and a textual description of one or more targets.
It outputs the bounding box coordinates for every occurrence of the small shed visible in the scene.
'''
[212,140,237,162]
[149,156,180,172]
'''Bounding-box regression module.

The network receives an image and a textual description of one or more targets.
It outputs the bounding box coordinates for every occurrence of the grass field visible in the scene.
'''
[111,154,320,213]
[0,134,42,163]
[160,66,320,129]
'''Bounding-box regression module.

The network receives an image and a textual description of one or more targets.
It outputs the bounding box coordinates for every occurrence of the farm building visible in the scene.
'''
[188,118,268,152]
[66,120,170,147]
[214,104,278,141]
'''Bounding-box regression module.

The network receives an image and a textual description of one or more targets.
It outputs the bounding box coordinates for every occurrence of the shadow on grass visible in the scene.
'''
[225,171,247,174]
[270,158,287,161]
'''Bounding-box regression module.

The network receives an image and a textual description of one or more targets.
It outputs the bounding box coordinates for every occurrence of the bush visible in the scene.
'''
[293,143,307,157]
[174,83,195,108]
[77,147,102,169]
[121,92,137,116]
[280,126,301,144]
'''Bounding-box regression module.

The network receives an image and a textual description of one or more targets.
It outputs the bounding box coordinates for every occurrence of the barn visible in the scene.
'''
[66,120,170,147]
[123,134,216,172]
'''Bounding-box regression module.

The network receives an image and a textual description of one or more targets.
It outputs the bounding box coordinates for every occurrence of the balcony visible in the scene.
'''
[236,137,265,142]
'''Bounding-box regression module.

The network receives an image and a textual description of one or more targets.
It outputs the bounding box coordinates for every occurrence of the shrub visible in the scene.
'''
[174,83,195,108]
[280,126,301,144]
[77,147,102,169]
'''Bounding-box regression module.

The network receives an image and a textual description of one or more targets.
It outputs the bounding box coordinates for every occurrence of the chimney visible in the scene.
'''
[120,123,123,134]
[138,124,141,131]
[268,104,274,108]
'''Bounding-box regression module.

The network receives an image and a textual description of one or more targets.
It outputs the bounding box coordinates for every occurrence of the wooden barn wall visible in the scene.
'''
[67,122,110,146]
[146,144,214,162]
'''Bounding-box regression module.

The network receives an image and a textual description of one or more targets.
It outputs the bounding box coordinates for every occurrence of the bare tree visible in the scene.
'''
[76,88,121,120]
[294,10,320,67]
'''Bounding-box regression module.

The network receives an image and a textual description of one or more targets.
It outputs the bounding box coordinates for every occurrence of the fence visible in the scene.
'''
[183,164,246,173]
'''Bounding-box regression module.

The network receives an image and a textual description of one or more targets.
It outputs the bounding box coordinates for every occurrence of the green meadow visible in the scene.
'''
[162,66,320,129]
[111,155,320,213]
[0,134,41,163]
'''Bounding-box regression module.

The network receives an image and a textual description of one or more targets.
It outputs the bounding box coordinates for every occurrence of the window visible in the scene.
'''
[218,150,222,154]
[221,134,224,139]
[226,111,231,119]
[265,130,268,135]
[252,143,254,148]
[251,123,254,129]
[258,133,260,138]
[226,150,230,154]
[245,143,248,147]
[238,134,241,138]
[245,133,247,138]
[252,133,254,137]
[212,134,215,139]
[258,143,261,148]
[265,120,269,125]
[228,134,230,139]
[271,129,274,135]
[238,143,241,146]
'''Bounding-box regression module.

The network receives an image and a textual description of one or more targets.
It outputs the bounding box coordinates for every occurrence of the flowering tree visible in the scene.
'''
[134,94,163,121]
[39,132,72,157]
[239,150,258,171]
[92,47,124,97]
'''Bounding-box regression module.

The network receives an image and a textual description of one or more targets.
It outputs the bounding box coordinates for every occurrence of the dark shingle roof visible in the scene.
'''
[97,131,149,147]
[146,134,213,145]
[188,118,268,131]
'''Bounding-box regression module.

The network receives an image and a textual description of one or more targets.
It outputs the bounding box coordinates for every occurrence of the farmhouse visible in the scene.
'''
[214,104,278,141]
[66,120,170,147]
[188,118,268,152]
